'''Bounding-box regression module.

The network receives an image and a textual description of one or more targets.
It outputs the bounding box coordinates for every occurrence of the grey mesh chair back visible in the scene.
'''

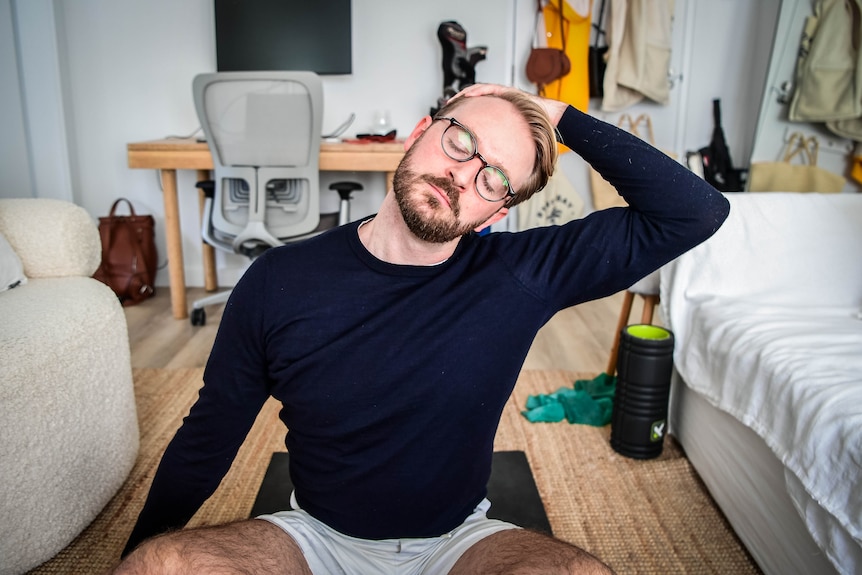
[193,71,324,253]
[189,71,366,326]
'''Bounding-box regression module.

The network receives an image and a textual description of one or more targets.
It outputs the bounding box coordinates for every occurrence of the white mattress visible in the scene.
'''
[669,378,837,575]
[673,299,862,574]
[660,193,862,574]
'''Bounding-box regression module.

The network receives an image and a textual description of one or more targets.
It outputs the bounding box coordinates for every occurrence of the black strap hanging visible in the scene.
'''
[698,99,746,192]
[588,0,608,98]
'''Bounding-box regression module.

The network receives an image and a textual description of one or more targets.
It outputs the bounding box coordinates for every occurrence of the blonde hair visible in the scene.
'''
[435,92,558,206]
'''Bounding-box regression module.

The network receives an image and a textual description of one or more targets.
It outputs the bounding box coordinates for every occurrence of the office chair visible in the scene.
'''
[190,71,362,326]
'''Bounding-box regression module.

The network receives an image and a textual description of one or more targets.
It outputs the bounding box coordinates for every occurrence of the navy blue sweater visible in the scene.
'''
[124,106,728,553]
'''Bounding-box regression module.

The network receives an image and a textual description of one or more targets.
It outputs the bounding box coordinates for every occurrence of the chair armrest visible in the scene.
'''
[0,198,101,278]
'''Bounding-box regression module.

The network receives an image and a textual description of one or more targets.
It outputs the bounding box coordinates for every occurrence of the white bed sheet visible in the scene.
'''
[669,377,838,575]
[673,299,862,574]
[660,192,862,574]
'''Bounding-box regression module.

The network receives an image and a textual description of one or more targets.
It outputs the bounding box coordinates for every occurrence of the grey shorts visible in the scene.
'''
[258,492,519,575]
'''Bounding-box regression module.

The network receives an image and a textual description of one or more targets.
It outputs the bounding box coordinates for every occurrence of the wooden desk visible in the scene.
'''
[127,138,404,319]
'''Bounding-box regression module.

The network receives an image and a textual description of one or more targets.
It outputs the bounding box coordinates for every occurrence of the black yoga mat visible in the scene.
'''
[250,450,552,535]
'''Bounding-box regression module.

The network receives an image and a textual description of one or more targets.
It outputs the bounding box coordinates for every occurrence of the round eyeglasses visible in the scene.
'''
[436,117,514,203]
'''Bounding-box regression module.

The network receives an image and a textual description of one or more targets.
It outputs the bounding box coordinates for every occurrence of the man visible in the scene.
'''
[113,84,729,574]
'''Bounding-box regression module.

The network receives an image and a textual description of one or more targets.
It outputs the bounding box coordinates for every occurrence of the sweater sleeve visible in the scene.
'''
[557,105,728,230]
[122,258,273,556]
[497,106,729,309]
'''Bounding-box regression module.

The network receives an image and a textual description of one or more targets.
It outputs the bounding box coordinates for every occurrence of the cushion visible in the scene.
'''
[0,230,26,292]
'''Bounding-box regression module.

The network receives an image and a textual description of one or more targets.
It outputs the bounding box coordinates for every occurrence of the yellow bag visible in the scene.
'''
[851,142,862,185]
[748,132,845,193]
[590,114,663,210]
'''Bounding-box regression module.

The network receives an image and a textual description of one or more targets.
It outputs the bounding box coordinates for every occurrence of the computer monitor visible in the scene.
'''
[214,0,352,75]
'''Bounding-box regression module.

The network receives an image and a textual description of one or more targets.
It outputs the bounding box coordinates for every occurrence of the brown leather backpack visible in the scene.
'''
[93,198,157,306]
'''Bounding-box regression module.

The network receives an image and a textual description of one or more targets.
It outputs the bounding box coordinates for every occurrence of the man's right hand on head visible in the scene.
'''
[449,84,568,126]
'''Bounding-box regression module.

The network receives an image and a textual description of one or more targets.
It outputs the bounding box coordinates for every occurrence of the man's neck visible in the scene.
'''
[358,192,460,266]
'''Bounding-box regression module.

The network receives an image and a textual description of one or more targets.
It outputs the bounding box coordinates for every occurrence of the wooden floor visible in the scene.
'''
[124,287,645,374]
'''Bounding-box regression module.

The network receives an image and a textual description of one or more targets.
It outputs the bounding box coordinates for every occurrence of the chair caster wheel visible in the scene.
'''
[191,308,206,326]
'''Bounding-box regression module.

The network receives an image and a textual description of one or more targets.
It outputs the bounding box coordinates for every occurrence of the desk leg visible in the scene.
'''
[160,169,188,319]
[385,171,395,192]
[197,169,218,292]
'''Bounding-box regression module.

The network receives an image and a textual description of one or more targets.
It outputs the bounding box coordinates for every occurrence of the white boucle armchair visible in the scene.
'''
[0,198,139,575]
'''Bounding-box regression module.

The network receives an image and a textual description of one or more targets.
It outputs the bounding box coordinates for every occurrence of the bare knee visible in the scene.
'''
[109,520,311,575]
[109,534,191,575]
[111,529,241,575]
[450,529,616,575]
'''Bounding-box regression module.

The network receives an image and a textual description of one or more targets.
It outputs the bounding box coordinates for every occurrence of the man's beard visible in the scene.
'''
[392,148,492,243]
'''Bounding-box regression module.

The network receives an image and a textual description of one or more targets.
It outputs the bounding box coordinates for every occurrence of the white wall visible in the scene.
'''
[2,0,74,201]
[38,0,523,286]
[58,0,220,281]
[1,0,779,287]
[676,0,780,167]
[0,0,32,198]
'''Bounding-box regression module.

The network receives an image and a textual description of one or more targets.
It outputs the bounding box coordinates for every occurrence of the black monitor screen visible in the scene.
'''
[214,0,352,75]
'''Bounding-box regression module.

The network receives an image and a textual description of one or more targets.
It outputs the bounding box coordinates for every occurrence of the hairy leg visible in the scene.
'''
[448,529,616,575]
[109,519,312,575]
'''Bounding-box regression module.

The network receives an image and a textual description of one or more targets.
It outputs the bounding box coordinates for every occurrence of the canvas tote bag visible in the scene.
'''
[748,132,845,193]
[518,156,585,230]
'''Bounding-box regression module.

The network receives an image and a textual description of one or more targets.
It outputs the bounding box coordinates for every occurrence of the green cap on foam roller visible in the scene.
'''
[625,325,671,340]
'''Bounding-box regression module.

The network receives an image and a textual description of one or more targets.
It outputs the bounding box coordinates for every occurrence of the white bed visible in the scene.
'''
[670,379,840,574]
[661,192,862,575]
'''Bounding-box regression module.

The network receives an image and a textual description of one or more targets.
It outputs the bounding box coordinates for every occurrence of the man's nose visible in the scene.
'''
[447,158,479,192]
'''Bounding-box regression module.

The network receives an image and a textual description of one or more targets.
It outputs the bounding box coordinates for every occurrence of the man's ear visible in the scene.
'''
[404,116,434,150]
[474,207,509,232]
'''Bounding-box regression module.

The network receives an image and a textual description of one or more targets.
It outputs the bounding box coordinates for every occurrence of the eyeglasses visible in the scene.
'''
[435,117,514,203]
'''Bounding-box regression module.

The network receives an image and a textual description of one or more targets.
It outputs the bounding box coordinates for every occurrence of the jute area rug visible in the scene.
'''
[30,369,761,574]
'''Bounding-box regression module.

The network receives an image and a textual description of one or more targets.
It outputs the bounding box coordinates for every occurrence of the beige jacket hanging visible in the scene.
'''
[826,0,862,139]
[788,0,862,124]
[602,0,674,112]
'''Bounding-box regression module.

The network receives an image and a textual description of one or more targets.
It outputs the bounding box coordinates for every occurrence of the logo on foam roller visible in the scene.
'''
[650,420,666,442]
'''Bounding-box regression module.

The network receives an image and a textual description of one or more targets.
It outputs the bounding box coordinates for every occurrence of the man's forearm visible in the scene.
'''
[558,106,727,224]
